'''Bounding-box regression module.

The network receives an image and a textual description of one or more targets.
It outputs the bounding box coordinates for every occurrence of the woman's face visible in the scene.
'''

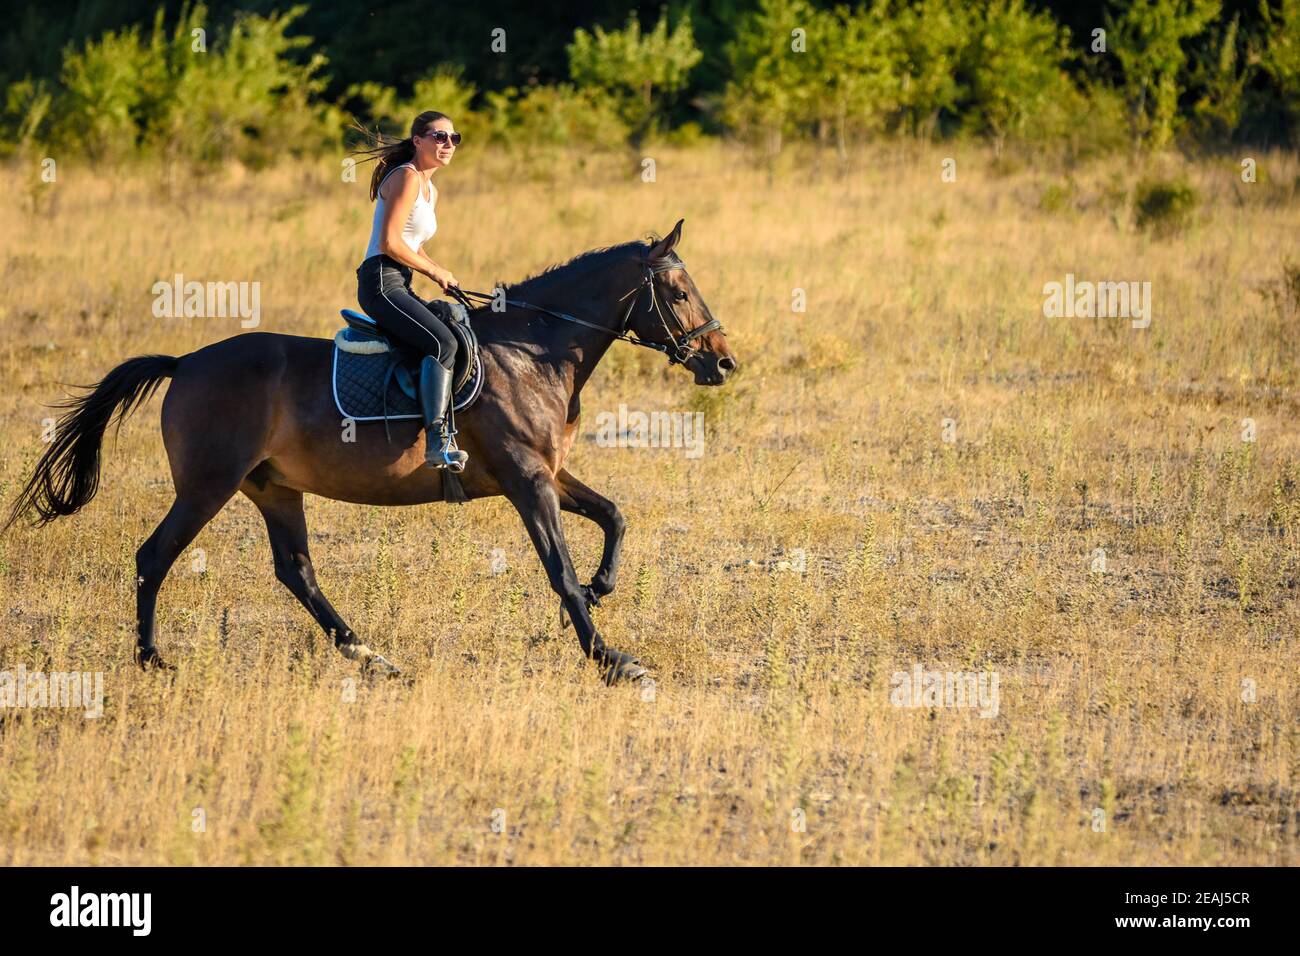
[415,118,457,169]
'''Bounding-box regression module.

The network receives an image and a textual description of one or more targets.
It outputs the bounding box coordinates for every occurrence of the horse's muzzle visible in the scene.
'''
[690,351,737,386]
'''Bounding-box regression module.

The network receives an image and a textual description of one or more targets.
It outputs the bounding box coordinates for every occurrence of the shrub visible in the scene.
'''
[1134,176,1199,235]
[487,84,628,151]
[47,3,340,168]
[52,20,160,161]
[1039,180,1076,213]
[160,6,340,169]
[660,120,709,147]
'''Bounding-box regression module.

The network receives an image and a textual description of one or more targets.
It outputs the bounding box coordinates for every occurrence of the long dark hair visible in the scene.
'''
[349,111,450,201]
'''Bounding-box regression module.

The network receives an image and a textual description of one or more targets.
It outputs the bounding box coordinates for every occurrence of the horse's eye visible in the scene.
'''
[675,290,688,301]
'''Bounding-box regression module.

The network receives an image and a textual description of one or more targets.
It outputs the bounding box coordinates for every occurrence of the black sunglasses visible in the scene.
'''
[423,130,462,146]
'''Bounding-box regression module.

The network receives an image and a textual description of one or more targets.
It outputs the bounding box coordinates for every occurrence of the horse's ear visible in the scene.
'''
[649,218,684,259]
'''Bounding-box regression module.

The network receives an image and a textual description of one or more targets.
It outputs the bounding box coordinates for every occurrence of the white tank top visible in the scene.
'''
[364,162,437,260]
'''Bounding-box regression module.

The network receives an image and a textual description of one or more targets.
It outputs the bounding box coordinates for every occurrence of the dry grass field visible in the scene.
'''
[0,142,1296,865]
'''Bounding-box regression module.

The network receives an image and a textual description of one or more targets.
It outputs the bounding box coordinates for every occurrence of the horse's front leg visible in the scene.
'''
[503,466,645,686]
[556,467,625,607]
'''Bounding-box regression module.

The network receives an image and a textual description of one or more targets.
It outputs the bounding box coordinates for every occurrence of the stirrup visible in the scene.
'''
[425,426,468,473]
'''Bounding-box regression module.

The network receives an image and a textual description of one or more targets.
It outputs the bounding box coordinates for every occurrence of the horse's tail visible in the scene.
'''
[5,354,179,531]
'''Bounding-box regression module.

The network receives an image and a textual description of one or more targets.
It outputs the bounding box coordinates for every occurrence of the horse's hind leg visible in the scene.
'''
[136,489,237,669]
[244,481,400,676]
[136,336,283,669]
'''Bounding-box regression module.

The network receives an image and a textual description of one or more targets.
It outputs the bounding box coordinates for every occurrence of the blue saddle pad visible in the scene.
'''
[331,309,483,422]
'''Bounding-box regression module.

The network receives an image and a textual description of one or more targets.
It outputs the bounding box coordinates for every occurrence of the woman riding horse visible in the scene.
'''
[352,111,467,472]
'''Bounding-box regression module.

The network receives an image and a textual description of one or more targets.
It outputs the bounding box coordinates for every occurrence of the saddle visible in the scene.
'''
[331,302,484,424]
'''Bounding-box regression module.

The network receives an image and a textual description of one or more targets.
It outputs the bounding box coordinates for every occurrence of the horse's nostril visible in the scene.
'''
[717,356,736,372]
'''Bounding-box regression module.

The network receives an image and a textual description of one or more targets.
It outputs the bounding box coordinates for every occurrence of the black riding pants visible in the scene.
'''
[356,254,457,371]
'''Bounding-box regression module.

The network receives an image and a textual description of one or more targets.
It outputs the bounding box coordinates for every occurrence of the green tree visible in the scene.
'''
[806,3,901,160]
[962,0,1072,155]
[890,0,971,139]
[722,0,822,155]
[566,8,702,137]
[1259,0,1300,115]
[1187,14,1253,143]
[1109,0,1221,149]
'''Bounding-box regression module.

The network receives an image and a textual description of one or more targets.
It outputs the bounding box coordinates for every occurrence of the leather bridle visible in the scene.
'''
[449,253,724,366]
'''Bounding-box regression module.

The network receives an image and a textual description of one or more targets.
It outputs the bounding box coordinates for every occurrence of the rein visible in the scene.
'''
[446,254,723,366]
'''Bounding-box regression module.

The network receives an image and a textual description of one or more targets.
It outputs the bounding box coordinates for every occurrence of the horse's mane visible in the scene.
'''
[501,237,657,299]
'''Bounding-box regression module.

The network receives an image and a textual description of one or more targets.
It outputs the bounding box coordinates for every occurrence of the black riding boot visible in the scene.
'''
[419,356,468,472]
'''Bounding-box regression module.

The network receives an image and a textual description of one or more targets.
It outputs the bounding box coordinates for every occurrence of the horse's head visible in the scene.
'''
[626,219,737,386]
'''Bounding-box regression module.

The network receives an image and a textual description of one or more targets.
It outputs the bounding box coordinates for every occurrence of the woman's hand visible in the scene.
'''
[428,265,459,292]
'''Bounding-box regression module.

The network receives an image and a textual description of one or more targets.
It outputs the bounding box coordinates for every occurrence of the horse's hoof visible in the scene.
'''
[364,654,402,678]
[599,649,646,686]
[135,647,174,672]
[614,661,648,684]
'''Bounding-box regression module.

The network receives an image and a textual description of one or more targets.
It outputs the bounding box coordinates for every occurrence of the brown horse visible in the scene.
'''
[6,220,736,685]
